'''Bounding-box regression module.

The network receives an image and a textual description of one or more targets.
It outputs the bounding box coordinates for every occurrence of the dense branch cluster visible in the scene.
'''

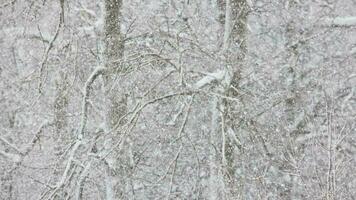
[0,0,355,199]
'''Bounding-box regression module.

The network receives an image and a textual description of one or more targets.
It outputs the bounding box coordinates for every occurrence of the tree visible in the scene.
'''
[101,0,130,199]
[1,0,356,199]
[207,0,249,198]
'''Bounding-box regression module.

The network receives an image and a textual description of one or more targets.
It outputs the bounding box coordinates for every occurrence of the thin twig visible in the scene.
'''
[38,0,65,93]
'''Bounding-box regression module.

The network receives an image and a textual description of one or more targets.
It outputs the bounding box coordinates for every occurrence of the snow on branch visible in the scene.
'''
[46,67,106,199]
[38,1,65,93]
[0,150,21,163]
[323,16,356,27]
[350,47,356,55]
[194,70,225,89]
[78,66,106,139]
[0,121,51,164]
[0,136,24,155]
[44,71,108,197]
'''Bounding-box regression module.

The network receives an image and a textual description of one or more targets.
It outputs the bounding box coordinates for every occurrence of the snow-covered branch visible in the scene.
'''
[78,66,106,139]
[194,69,225,89]
[322,16,356,27]
[38,1,65,93]
[0,121,51,164]
[0,136,24,155]
[0,150,21,163]
[44,66,106,199]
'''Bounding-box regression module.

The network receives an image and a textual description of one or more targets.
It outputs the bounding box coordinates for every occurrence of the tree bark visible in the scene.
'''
[101,0,128,199]
[53,71,68,141]
[279,0,308,198]
[209,0,248,198]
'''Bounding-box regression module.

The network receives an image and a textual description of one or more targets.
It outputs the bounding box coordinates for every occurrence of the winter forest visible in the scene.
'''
[0,0,355,199]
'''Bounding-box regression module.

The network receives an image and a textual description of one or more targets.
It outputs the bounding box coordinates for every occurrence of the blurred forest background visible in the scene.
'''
[0,0,355,199]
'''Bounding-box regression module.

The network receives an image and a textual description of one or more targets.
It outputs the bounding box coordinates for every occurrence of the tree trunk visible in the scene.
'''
[101,0,128,199]
[279,0,308,198]
[53,70,68,142]
[209,0,248,198]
